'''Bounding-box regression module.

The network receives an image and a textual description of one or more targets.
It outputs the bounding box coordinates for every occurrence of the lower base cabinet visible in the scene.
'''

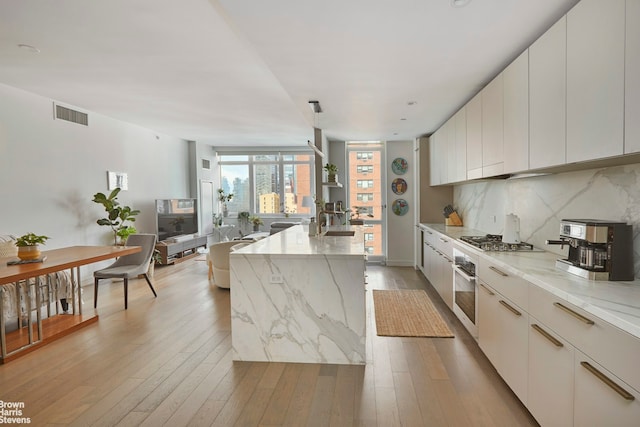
[574,351,640,426]
[528,317,574,427]
[478,281,528,404]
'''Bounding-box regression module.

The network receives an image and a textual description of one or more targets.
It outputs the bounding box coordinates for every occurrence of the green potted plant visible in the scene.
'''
[323,163,339,183]
[92,187,140,245]
[249,215,263,232]
[218,188,234,217]
[237,211,250,230]
[15,232,50,261]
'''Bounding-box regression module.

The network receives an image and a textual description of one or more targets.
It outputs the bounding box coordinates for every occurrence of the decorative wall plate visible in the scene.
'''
[391,178,407,195]
[391,157,408,175]
[392,199,409,216]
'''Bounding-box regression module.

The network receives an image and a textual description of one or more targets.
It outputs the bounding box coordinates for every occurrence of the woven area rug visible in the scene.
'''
[373,289,454,338]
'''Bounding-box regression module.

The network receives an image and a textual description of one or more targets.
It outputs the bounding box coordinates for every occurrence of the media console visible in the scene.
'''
[155,235,207,264]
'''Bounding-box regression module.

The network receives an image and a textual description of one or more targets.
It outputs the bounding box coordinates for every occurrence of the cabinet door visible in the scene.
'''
[439,253,453,309]
[528,317,574,427]
[454,107,467,182]
[429,132,440,186]
[529,16,566,169]
[626,0,640,154]
[574,351,640,427]
[566,0,625,162]
[482,74,504,177]
[466,92,483,179]
[445,118,456,184]
[503,50,529,174]
[478,281,528,403]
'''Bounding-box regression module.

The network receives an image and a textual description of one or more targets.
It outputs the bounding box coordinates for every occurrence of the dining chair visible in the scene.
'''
[93,234,157,309]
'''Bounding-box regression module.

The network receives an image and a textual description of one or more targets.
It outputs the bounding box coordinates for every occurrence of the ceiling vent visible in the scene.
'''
[53,103,88,126]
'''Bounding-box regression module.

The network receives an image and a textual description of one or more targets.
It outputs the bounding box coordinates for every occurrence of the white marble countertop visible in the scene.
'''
[232,224,365,258]
[420,223,640,339]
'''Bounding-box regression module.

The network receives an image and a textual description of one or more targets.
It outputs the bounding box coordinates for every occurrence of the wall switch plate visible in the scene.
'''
[270,274,284,284]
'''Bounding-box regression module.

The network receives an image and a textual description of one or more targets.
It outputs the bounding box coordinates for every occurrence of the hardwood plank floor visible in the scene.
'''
[0,258,538,426]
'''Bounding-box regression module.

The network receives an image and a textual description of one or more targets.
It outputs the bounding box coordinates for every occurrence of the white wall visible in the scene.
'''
[0,83,191,274]
[386,140,415,266]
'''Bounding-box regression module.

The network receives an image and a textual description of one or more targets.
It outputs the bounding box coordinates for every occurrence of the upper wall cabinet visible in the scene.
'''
[566,0,625,163]
[429,129,441,186]
[453,107,467,182]
[503,50,529,174]
[626,0,640,154]
[482,74,504,177]
[529,16,567,170]
[466,92,483,179]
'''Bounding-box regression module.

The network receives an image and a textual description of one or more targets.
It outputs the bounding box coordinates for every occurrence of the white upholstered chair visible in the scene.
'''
[207,240,246,288]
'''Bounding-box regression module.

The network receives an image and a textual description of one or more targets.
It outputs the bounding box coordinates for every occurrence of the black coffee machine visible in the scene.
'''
[546,219,634,281]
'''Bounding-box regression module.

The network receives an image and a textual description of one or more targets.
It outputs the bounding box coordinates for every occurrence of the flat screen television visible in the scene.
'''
[155,199,198,241]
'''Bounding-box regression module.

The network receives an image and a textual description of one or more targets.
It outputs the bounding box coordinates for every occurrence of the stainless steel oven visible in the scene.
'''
[452,244,479,339]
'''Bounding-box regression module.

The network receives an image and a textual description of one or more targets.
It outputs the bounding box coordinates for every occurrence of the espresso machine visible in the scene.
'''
[546,219,634,281]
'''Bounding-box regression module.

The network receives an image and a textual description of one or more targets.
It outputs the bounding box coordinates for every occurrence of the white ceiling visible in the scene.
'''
[0,0,580,147]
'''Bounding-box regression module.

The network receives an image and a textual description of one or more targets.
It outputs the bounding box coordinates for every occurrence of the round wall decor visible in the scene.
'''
[391,178,407,195]
[391,199,409,216]
[391,157,408,175]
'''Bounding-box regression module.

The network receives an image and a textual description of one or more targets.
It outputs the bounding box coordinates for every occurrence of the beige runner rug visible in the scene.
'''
[373,289,454,338]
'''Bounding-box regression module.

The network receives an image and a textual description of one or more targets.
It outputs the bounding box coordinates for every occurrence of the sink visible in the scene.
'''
[324,230,355,237]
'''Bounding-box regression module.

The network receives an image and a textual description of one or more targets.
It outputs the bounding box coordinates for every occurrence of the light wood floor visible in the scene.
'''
[0,258,538,426]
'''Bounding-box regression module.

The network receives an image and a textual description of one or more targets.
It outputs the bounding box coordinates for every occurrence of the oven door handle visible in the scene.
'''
[452,265,476,282]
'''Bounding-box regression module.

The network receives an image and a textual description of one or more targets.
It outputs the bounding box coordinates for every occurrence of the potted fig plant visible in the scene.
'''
[15,232,50,261]
[217,188,234,217]
[92,187,140,245]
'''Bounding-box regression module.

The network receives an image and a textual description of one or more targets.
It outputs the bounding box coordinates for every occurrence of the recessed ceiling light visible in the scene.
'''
[400,118,407,121]
[451,0,471,8]
[17,44,40,53]
[407,101,417,106]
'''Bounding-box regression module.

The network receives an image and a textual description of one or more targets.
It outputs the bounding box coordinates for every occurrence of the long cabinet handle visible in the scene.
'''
[553,302,595,325]
[499,300,522,317]
[438,237,449,243]
[489,266,508,277]
[580,361,635,401]
[479,283,495,296]
[531,324,563,347]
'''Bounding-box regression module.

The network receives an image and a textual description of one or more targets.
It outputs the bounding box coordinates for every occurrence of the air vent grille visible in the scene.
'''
[54,104,88,126]
[202,159,211,170]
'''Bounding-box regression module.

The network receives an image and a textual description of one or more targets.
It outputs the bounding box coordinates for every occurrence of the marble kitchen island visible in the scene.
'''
[229,224,366,364]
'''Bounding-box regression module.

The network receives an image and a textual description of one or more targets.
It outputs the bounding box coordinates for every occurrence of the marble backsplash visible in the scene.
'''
[454,163,640,278]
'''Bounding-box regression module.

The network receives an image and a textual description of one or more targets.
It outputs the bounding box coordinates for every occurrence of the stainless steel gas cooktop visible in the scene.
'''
[460,234,536,252]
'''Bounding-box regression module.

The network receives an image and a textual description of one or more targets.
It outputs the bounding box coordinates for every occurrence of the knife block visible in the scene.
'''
[445,212,463,226]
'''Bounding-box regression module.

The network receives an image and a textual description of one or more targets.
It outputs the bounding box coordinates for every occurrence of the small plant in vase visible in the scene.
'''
[15,232,50,261]
[249,215,263,232]
[217,188,234,217]
[323,163,339,183]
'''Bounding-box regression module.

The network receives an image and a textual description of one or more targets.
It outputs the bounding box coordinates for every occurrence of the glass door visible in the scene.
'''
[346,142,386,263]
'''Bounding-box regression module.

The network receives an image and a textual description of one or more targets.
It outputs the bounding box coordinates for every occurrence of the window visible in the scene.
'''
[356,165,374,174]
[356,152,373,160]
[356,179,374,189]
[364,233,374,241]
[365,246,374,254]
[218,153,314,216]
[356,193,374,202]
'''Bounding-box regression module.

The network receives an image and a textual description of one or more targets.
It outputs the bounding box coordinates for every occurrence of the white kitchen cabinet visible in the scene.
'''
[529,15,566,169]
[528,316,574,427]
[454,107,467,182]
[566,0,625,162]
[429,131,441,186]
[466,92,482,179]
[477,280,528,404]
[503,49,529,174]
[574,351,640,427]
[625,0,640,154]
[445,117,456,184]
[481,74,504,177]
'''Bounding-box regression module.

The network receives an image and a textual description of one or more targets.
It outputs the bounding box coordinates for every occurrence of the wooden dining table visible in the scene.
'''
[0,245,141,363]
